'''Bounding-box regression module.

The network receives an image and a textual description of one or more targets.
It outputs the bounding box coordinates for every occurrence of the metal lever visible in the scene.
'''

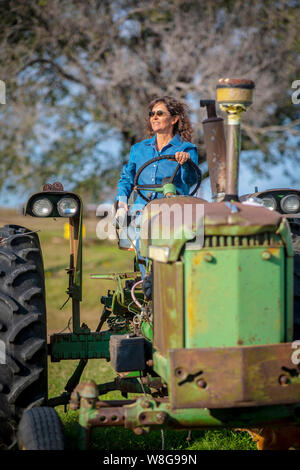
[200,100,217,119]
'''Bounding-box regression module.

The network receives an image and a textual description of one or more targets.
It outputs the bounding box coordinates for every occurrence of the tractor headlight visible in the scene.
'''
[57,197,79,217]
[32,198,53,217]
[261,196,277,211]
[280,194,300,213]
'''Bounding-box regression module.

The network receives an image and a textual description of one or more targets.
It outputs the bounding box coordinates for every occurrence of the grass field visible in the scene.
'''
[0,209,256,450]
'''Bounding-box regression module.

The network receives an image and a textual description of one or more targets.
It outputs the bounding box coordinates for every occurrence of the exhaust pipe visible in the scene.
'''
[216,78,255,201]
[200,100,226,202]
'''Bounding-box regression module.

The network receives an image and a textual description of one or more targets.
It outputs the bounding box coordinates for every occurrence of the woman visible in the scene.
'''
[113,96,199,275]
[114,96,199,212]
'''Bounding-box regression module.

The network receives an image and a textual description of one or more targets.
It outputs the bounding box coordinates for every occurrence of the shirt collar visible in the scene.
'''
[168,134,182,146]
[145,135,156,146]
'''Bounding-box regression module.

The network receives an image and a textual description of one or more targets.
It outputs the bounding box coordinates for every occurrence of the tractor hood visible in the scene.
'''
[139,196,288,262]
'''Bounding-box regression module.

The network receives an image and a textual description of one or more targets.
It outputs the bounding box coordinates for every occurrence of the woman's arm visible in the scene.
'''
[115,145,137,203]
[179,146,199,186]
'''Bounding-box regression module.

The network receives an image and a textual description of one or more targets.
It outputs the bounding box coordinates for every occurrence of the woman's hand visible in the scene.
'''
[175,151,190,165]
[111,200,128,217]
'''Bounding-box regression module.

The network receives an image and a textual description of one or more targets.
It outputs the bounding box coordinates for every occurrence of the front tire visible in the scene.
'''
[18,406,65,450]
[0,225,47,445]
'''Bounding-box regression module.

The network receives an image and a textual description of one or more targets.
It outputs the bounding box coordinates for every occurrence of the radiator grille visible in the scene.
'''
[203,232,283,248]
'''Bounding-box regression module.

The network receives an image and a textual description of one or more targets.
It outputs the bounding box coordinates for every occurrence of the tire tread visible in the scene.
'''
[18,407,65,450]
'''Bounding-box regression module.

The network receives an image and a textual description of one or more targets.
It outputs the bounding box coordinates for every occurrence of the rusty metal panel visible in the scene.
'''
[153,261,184,355]
[169,343,300,409]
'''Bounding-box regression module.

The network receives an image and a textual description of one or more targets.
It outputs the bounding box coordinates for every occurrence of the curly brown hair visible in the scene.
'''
[146,96,193,142]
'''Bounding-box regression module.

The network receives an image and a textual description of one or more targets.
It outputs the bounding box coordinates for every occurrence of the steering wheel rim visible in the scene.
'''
[134,155,201,202]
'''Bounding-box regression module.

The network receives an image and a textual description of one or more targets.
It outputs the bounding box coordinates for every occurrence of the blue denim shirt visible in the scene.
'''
[115,134,199,211]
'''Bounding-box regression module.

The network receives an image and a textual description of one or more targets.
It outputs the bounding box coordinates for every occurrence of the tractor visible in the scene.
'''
[0,78,299,450]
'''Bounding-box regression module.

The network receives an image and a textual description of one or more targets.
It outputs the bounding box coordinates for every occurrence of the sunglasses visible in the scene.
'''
[148,110,169,117]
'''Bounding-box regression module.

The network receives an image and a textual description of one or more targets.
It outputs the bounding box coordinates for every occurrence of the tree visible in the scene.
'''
[0,0,299,201]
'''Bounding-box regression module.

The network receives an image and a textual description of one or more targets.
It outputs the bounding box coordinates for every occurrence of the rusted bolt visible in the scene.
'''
[279,374,290,386]
[139,413,147,422]
[204,253,213,262]
[261,251,272,260]
[141,400,151,409]
[196,379,207,389]
[69,390,81,410]
[78,380,99,399]
[133,427,144,435]
[156,412,167,424]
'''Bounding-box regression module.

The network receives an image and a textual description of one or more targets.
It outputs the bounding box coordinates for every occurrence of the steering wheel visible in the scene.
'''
[133,155,202,202]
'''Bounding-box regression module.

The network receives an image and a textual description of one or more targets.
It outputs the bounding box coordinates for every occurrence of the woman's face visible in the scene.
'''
[149,101,179,135]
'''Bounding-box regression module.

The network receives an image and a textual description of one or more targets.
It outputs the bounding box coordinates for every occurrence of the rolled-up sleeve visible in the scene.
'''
[115,145,137,202]
[180,146,199,186]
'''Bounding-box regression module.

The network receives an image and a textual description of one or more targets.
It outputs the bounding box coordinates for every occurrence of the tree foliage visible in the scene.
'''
[0,0,299,201]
